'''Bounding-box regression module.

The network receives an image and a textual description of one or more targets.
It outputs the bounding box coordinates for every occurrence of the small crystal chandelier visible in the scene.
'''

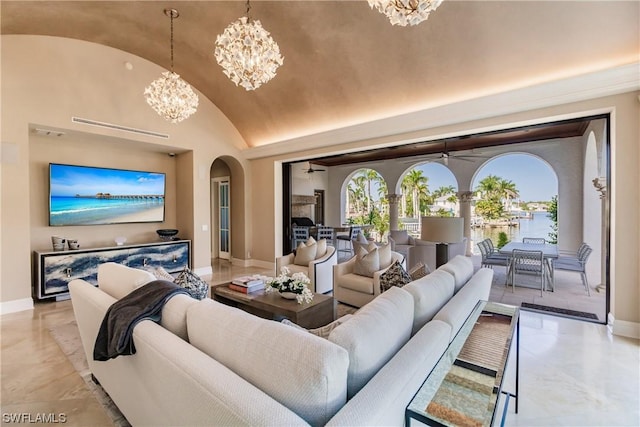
[368,0,444,26]
[144,8,198,123]
[214,0,284,91]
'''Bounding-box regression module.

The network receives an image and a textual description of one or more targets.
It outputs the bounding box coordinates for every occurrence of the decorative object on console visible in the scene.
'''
[114,236,127,246]
[51,235,66,251]
[420,216,464,268]
[144,8,199,123]
[214,0,284,91]
[368,0,443,27]
[67,239,80,250]
[156,229,179,241]
[264,267,313,304]
[174,266,209,300]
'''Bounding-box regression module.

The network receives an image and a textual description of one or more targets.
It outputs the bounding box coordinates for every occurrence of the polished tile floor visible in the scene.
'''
[1,260,637,426]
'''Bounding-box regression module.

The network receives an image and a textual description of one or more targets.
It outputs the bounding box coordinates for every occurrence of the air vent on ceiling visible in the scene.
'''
[71,117,169,139]
[33,128,65,137]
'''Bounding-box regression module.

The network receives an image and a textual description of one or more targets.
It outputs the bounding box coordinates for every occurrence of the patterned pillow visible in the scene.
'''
[379,260,412,292]
[174,266,209,300]
[408,262,430,281]
[152,266,175,282]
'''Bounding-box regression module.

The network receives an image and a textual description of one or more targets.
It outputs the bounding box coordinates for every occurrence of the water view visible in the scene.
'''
[470,211,553,254]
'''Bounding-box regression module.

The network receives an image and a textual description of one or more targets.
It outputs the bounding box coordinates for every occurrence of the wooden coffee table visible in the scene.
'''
[212,284,335,329]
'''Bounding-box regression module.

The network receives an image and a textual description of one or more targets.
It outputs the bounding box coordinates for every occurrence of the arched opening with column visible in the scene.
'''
[340,167,388,240]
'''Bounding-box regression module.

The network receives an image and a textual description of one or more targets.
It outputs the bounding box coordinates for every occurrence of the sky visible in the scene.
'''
[415,154,558,202]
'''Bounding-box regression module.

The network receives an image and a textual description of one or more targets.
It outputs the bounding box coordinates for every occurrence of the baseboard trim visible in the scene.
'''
[607,313,640,339]
[193,265,213,278]
[230,257,274,270]
[0,298,34,315]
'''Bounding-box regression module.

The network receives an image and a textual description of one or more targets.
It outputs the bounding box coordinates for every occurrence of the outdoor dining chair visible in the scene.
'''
[292,226,310,248]
[336,226,361,259]
[316,226,335,247]
[508,248,546,296]
[477,239,510,268]
[552,244,593,296]
[522,237,546,244]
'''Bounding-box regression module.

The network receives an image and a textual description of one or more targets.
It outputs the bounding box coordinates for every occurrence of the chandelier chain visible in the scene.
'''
[169,11,174,72]
[245,0,251,22]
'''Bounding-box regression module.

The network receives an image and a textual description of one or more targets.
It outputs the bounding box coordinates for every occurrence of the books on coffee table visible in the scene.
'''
[230,276,265,294]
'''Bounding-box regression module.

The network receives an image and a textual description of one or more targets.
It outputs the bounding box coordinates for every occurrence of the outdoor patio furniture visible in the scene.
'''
[316,226,335,247]
[508,249,546,296]
[522,237,546,244]
[552,243,593,296]
[336,226,361,258]
[292,226,310,248]
[387,230,416,258]
[477,239,510,270]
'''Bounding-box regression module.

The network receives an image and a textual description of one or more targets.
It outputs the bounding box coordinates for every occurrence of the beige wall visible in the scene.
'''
[250,92,639,333]
[1,35,250,307]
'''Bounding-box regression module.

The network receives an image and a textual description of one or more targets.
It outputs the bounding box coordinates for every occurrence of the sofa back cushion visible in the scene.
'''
[187,299,349,426]
[327,286,414,398]
[159,294,198,341]
[437,255,474,293]
[434,267,494,341]
[97,262,155,300]
[403,269,455,335]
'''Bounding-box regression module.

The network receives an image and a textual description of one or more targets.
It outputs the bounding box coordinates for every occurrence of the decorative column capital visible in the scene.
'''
[386,193,402,205]
[457,191,474,203]
[592,177,607,199]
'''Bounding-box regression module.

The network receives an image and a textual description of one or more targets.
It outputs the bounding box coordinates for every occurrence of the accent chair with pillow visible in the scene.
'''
[387,230,416,258]
[333,242,405,307]
[276,237,337,294]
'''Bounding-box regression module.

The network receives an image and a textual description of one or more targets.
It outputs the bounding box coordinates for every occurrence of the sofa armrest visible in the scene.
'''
[275,253,295,273]
[408,236,416,245]
[310,247,337,294]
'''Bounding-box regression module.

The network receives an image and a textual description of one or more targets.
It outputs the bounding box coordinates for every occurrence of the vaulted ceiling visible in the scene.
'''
[2,1,638,149]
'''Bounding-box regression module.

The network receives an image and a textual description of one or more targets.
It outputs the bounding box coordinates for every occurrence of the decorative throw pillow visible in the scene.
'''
[152,266,175,282]
[356,232,369,244]
[379,260,412,292]
[305,236,317,246]
[174,266,209,300]
[315,238,328,259]
[281,315,353,339]
[294,241,318,265]
[408,262,430,281]
[354,245,380,278]
[377,243,392,270]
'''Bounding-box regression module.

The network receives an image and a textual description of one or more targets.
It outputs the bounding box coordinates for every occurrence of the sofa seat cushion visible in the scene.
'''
[328,286,414,399]
[434,268,494,341]
[187,299,349,426]
[403,270,455,335]
[283,263,309,276]
[437,255,474,293]
[97,262,156,300]
[337,273,374,294]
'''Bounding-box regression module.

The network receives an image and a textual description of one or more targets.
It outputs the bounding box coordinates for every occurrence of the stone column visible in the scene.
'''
[386,193,402,232]
[592,177,607,293]
[457,191,474,255]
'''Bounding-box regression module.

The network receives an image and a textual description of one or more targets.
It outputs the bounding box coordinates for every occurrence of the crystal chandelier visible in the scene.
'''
[144,8,198,123]
[368,0,444,26]
[214,0,284,91]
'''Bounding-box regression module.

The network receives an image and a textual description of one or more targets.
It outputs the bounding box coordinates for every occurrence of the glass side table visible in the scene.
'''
[406,301,519,427]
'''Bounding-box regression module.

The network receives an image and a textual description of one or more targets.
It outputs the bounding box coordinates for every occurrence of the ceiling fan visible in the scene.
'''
[425,141,490,166]
[303,163,326,174]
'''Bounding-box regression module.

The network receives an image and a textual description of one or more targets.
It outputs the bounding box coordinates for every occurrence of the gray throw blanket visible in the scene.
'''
[93,280,191,361]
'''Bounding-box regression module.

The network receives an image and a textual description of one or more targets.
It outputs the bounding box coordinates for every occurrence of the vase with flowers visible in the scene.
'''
[264,267,314,304]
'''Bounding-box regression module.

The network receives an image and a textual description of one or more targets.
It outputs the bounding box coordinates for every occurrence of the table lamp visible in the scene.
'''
[421,217,464,268]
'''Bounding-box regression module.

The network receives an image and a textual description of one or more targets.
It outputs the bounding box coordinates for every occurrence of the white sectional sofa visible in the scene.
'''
[69,256,492,426]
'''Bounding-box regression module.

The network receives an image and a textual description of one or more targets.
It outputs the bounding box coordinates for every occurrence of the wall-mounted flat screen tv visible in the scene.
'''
[49,163,166,226]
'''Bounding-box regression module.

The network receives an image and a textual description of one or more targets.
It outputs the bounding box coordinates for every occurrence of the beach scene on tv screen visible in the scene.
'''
[49,164,165,226]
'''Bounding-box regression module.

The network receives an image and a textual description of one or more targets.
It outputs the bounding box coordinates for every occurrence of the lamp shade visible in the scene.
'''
[421,217,464,243]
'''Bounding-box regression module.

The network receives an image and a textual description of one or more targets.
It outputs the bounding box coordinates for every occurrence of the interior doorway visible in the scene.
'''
[216,178,231,260]
[314,190,325,225]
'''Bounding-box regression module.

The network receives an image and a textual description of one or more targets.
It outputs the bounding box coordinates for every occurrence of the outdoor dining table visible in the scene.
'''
[499,241,559,291]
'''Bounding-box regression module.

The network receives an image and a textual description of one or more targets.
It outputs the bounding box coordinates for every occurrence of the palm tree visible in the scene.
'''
[403,169,429,218]
[498,179,519,212]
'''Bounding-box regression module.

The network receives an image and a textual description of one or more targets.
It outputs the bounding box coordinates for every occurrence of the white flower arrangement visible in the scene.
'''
[264,267,314,304]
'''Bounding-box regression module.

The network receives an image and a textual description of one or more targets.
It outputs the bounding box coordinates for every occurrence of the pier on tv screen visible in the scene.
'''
[49,163,166,226]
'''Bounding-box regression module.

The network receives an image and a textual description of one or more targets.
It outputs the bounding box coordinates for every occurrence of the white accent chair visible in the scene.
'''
[333,250,405,308]
[276,245,337,294]
[387,230,416,259]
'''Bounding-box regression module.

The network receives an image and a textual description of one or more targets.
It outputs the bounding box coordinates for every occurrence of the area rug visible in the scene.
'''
[520,302,599,321]
[48,321,131,427]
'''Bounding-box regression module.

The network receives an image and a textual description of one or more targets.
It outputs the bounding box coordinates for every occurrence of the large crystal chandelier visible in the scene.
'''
[368,0,444,26]
[144,8,198,123]
[214,0,284,91]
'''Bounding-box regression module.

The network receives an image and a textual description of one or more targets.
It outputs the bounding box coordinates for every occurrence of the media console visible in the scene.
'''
[33,240,191,300]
